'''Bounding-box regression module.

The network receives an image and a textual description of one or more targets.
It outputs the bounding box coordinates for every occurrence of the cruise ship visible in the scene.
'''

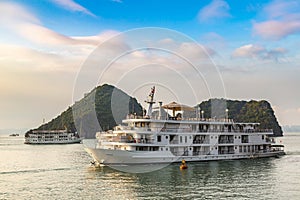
[85,87,285,165]
[25,129,82,144]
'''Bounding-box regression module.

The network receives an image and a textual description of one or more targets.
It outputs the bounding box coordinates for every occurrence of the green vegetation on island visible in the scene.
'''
[30,84,142,138]
[196,99,283,136]
[27,84,283,138]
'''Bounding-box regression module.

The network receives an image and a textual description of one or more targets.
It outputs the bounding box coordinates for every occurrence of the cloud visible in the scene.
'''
[0,45,81,129]
[201,32,226,49]
[17,22,118,46]
[0,44,80,72]
[263,0,299,18]
[232,44,264,59]
[198,0,231,22]
[253,19,300,40]
[0,4,223,128]
[232,44,287,61]
[253,0,300,40]
[177,42,216,60]
[112,0,123,3]
[264,47,287,60]
[50,0,96,17]
[0,2,40,26]
[0,2,118,47]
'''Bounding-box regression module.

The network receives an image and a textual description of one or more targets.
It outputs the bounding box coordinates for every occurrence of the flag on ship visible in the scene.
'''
[149,86,155,98]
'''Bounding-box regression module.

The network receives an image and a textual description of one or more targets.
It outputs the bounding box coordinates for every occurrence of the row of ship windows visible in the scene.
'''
[30,136,69,138]
[136,145,263,152]
[156,135,264,142]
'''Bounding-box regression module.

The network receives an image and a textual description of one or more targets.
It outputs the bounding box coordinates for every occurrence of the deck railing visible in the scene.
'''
[126,114,234,123]
[121,126,273,134]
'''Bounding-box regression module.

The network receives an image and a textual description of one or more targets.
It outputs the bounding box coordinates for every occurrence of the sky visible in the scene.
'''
[0,0,300,130]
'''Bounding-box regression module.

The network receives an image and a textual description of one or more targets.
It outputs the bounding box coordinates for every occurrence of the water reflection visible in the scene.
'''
[85,158,277,199]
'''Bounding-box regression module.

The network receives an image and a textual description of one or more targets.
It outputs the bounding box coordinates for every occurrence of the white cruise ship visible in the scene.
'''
[85,87,285,165]
[25,129,82,144]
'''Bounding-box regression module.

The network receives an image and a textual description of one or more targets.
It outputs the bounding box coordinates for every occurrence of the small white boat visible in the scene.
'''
[25,129,82,144]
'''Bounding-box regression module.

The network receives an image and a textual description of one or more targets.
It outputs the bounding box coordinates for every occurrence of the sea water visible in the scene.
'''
[0,133,299,200]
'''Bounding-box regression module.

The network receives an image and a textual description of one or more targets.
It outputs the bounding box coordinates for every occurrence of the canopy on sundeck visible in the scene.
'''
[162,101,195,117]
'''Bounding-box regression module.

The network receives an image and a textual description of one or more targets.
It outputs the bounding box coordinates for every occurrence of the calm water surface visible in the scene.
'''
[0,133,299,200]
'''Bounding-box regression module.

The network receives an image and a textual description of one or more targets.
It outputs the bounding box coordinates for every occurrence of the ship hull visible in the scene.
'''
[24,138,82,144]
[85,148,285,165]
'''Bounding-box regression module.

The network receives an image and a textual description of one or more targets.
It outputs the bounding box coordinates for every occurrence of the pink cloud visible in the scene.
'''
[198,0,231,22]
[253,19,300,40]
[50,0,96,17]
[232,44,264,58]
[253,0,300,40]
[0,2,40,26]
[232,44,287,61]
[0,2,117,47]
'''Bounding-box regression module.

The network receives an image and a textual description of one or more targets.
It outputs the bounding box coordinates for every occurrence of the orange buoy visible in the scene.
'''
[180,159,188,170]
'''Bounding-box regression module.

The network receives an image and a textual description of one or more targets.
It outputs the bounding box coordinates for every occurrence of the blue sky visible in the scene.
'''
[0,0,300,129]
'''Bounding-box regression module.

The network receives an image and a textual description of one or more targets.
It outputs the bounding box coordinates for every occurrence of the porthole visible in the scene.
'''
[161,148,163,151]
[166,148,168,151]
[166,136,169,139]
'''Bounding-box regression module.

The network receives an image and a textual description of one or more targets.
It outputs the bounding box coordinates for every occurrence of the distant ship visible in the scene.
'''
[9,133,19,137]
[25,129,82,144]
[85,87,285,165]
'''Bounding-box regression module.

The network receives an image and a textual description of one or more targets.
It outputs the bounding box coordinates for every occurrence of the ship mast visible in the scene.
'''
[145,86,155,117]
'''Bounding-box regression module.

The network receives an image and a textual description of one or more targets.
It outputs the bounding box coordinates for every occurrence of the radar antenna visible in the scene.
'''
[145,86,155,117]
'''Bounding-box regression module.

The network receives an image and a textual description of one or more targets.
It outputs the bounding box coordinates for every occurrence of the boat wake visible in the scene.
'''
[0,167,72,175]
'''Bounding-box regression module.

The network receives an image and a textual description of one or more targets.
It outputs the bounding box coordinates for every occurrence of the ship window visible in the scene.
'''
[211,136,213,139]
[189,147,192,151]
[157,135,161,142]
[185,136,187,143]
[166,136,168,139]
[161,148,163,151]
[166,148,168,151]
[215,147,218,149]
[180,136,182,143]
[262,135,265,140]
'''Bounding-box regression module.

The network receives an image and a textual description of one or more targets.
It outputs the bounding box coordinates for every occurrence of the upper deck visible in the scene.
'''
[119,114,272,134]
[123,114,259,126]
[117,87,272,135]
